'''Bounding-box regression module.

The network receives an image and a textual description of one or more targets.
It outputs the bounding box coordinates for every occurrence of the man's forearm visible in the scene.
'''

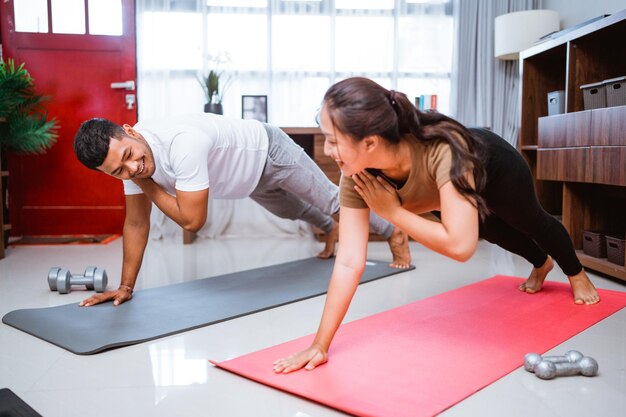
[133,178,208,231]
[120,221,150,289]
[134,179,190,228]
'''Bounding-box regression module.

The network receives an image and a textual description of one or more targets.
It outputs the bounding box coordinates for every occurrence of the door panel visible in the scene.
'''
[1,0,136,235]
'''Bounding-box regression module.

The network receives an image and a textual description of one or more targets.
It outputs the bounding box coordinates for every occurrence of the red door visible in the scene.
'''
[0,0,136,236]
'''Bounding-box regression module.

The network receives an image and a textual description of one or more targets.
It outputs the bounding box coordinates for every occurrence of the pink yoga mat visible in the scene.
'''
[212,276,626,417]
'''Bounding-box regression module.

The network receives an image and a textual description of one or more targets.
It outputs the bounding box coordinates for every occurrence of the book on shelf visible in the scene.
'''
[415,94,437,111]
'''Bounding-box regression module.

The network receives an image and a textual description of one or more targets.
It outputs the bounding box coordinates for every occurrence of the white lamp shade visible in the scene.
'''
[495,10,560,60]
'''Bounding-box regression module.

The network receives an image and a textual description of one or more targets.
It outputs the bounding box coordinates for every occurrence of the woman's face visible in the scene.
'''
[319,106,370,177]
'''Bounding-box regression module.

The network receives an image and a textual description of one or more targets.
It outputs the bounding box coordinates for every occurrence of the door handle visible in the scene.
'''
[110,80,135,91]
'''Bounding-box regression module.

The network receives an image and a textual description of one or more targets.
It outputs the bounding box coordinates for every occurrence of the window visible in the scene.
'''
[14,0,49,33]
[13,0,123,36]
[88,0,124,36]
[51,0,86,34]
[137,0,453,125]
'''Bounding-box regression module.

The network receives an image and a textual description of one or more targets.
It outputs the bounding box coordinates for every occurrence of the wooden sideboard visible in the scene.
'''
[281,127,340,185]
[281,127,396,241]
[519,10,626,281]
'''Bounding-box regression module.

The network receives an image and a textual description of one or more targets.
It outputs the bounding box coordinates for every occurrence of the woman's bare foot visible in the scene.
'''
[317,221,338,259]
[519,255,553,294]
[387,226,411,268]
[568,269,600,305]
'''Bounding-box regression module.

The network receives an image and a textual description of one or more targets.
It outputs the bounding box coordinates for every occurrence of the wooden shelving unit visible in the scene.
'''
[519,10,626,281]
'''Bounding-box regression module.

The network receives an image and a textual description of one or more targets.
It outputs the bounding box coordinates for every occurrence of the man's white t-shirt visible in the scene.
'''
[122,113,269,199]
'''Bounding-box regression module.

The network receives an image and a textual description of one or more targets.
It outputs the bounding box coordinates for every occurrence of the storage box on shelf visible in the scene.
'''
[604,76,626,107]
[547,90,565,115]
[519,9,626,281]
[606,235,626,266]
[583,230,607,258]
[580,82,606,110]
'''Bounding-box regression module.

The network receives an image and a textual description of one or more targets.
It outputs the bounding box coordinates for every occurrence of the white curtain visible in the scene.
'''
[137,0,453,123]
[450,0,541,146]
[135,0,453,239]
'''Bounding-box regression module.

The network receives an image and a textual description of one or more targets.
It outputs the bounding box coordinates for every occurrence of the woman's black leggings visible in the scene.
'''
[471,128,583,276]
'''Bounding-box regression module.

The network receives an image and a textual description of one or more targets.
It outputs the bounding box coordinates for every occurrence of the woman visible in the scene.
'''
[272,77,599,374]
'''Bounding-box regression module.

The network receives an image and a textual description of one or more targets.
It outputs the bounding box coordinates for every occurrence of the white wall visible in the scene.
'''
[543,0,624,29]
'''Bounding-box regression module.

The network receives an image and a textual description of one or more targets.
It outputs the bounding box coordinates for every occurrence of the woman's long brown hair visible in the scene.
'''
[323,77,488,219]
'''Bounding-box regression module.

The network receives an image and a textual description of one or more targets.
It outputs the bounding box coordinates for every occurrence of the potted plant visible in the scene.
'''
[0,58,59,255]
[0,58,58,153]
[198,52,232,115]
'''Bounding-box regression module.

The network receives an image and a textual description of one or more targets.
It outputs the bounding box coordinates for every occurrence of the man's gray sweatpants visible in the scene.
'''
[249,124,393,239]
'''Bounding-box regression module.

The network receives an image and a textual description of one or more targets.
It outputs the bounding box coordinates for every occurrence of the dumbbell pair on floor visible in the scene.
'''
[524,350,599,380]
[48,267,108,294]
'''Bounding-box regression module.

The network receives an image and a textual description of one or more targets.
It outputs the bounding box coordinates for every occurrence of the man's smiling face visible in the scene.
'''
[97,127,155,180]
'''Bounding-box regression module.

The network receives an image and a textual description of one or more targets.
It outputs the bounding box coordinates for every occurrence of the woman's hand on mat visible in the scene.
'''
[273,344,328,374]
[79,288,133,307]
[352,171,401,220]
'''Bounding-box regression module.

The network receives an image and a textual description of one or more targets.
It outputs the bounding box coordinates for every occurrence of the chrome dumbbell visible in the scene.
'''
[524,350,598,380]
[534,356,599,380]
[48,266,108,294]
[524,350,584,372]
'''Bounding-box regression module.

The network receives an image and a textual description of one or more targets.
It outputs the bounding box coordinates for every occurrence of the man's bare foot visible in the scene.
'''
[387,226,411,269]
[519,255,553,294]
[568,269,600,305]
[317,220,338,259]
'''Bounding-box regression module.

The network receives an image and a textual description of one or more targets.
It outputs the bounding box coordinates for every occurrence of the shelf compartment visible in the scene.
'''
[577,250,626,281]
[520,44,567,148]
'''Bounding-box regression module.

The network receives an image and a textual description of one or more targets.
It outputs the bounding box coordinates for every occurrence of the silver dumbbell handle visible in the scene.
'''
[70,268,107,293]
[544,354,581,362]
[524,350,583,372]
[71,275,95,285]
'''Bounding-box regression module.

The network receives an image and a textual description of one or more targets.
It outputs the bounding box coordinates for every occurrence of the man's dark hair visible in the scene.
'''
[74,118,126,169]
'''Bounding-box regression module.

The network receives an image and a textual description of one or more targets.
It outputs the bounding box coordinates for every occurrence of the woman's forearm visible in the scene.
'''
[312,262,364,350]
[388,207,477,262]
[312,207,371,351]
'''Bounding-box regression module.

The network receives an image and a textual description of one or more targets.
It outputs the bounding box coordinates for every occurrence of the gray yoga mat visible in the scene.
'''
[0,388,42,417]
[3,257,413,355]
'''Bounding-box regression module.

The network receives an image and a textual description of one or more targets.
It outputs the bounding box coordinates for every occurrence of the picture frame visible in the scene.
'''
[241,95,268,123]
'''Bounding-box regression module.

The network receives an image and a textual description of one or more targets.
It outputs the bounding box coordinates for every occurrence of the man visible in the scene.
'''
[74,113,411,306]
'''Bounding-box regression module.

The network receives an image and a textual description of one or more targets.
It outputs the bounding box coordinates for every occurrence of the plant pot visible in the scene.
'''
[204,103,223,115]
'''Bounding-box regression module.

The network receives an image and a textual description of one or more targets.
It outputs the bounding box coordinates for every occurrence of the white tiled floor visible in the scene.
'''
[1,234,625,417]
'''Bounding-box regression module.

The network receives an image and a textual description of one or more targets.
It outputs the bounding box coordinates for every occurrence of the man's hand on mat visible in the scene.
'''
[79,288,133,307]
[273,344,328,373]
